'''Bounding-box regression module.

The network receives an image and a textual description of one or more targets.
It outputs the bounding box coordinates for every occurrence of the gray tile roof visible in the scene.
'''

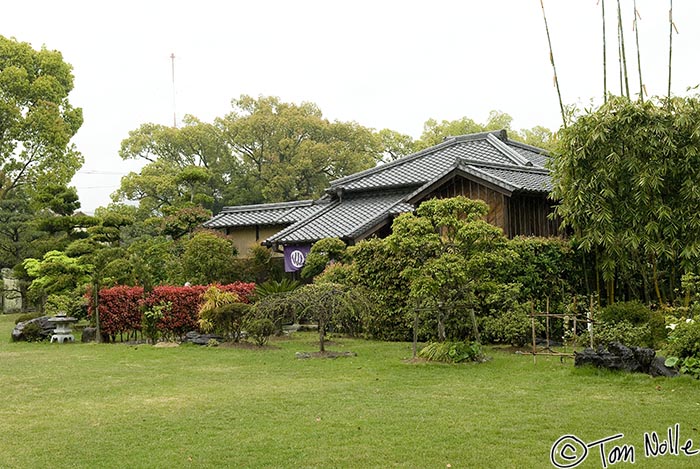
[265,190,414,245]
[205,130,552,245]
[203,200,325,228]
[329,130,549,194]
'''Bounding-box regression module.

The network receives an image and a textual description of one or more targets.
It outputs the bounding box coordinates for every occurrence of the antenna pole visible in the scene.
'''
[170,52,177,128]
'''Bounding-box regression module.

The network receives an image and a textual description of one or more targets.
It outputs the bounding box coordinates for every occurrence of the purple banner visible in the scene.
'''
[283,245,311,272]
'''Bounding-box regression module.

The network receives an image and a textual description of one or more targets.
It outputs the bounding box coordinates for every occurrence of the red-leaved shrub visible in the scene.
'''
[88,282,255,340]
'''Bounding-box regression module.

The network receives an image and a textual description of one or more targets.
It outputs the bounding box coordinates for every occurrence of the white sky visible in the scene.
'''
[2,0,699,213]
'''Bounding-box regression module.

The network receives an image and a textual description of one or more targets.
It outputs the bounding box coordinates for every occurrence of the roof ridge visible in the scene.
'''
[486,133,532,166]
[329,129,509,189]
[445,129,508,143]
[329,138,459,188]
[460,164,519,192]
[455,157,549,174]
[507,139,551,157]
[220,199,315,213]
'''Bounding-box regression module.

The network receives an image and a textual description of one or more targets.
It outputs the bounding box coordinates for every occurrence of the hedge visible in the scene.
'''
[88,282,255,340]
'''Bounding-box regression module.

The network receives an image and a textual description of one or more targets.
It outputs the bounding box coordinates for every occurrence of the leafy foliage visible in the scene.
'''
[418,341,484,363]
[0,36,83,203]
[245,317,275,346]
[88,282,255,341]
[197,286,249,341]
[300,237,347,279]
[179,230,238,285]
[552,95,700,305]
[480,306,535,347]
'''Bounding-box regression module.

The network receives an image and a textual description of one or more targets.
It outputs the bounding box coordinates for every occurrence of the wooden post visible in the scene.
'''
[545,296,550,351]
[589,295,595,348]
[531,302,537,364]
[412,308,419,359]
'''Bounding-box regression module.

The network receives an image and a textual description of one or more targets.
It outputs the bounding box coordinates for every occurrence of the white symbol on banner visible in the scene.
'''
[290,250,306,268]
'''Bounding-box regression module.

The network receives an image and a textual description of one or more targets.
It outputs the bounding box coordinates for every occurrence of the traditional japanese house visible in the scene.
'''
[204,130,559,270]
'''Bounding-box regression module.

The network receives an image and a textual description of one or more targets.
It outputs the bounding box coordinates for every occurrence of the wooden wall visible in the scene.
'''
[506,195,561,238]
[419,175,561,238]
[427,176,509,233]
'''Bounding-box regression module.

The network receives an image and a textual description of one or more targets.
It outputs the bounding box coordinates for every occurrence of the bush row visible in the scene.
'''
[87,282,255,341]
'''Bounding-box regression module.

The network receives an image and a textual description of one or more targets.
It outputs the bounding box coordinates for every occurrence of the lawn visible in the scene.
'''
[1,313,699,469]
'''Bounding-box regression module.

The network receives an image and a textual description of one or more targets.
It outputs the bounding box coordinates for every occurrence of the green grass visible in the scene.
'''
[1,313,699,468]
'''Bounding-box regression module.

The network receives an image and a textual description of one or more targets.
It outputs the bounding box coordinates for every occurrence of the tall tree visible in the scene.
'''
[0,36,83,202]
[216,95,381,203]
[414,112,556,152]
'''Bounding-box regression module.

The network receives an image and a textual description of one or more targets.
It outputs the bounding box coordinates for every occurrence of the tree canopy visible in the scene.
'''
[0,36,83,202]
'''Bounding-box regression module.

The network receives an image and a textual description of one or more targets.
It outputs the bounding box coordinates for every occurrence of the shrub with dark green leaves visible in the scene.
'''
[301,237,347,279]
[418,341,484,363]
[597,301,666,348]
[245,317,275,346]
[480,306,539,347]
[600,301,651,325]
[664,319,700,360]
[582,321,654,348]
[21,322,47,342]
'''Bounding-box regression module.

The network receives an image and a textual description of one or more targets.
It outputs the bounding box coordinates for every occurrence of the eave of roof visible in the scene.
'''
[203,199,325,228]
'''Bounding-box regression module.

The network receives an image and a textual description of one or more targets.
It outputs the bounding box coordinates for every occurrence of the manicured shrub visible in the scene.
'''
[91,286,144,339]
[245,317,275,346]
[597,301,667,348]
[21,322,46,342]
[480,306,536,347]
[599,301,652,325]
[574,321,653,348]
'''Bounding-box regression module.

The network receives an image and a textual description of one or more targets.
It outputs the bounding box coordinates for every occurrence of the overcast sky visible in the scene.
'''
[2,0,699,213]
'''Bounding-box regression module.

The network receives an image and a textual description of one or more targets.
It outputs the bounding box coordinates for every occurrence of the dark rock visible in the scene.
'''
[181,331,224,345]
[575,342,678,378]
[81,327,97,343]
[649,356,679,378]
[11,316,54,342]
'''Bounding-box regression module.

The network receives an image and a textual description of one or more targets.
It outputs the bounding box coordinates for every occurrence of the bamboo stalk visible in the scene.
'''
[633,0,644,101]
[616,0,630,98]
[539,0,567,128]
[601,0,608,102]
[668,0,674,98]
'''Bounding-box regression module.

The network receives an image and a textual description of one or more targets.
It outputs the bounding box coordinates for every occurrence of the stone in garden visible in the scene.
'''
[181,331,224,345]
[649,356,679,378]
[81,327,97,342]
[11,316,54,342]
[574,342,678,377]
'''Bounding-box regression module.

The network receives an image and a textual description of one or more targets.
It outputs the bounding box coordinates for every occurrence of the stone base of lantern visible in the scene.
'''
[51,334,75,344]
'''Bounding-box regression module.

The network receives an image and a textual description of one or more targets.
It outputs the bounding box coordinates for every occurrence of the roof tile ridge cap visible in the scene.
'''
[450,129,505,142]
[329,138,461,187]
[507,139,551,156]
[265,200,340,242]
[486,133,532,166]
[221,199,315,213]
[460,164,519,192]
[455,157,549,174]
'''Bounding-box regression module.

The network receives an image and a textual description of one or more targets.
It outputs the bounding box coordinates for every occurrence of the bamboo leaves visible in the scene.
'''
[552,96,700,304]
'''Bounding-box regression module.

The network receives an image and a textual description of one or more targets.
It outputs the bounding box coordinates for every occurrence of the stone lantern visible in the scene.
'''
[48,312,78,343]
